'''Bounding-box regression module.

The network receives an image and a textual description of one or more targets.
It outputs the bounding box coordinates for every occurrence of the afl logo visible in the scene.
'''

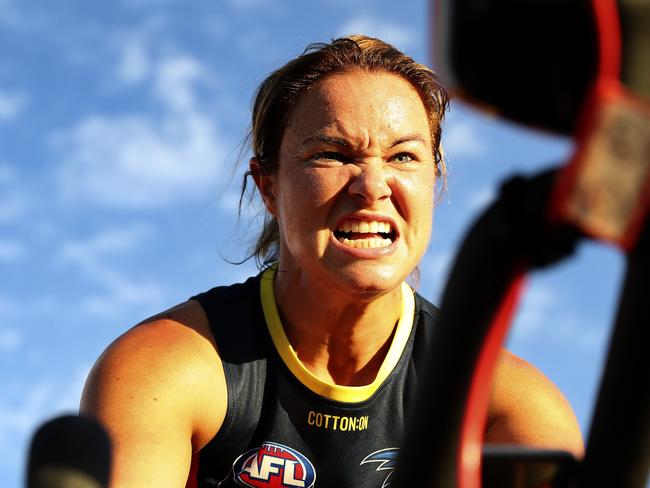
[232,442,316,488]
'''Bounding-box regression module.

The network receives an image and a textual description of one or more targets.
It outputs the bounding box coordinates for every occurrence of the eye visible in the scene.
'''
[391,152,416,163]
[311,151,351,163]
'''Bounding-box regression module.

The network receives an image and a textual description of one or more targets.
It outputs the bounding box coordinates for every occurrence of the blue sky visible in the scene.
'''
[0,0,626,486]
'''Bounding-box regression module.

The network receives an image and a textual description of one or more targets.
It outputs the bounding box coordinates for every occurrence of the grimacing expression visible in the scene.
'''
[258,70,437,296]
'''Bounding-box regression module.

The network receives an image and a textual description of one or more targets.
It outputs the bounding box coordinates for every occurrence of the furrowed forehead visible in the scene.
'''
[282,72,431,152]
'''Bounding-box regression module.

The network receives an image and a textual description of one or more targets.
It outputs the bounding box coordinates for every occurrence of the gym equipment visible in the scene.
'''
[393,0,650,487]
[26,414,111,488]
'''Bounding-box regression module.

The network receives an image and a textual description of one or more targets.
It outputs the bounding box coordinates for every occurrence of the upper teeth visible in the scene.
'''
[338,220,392,234]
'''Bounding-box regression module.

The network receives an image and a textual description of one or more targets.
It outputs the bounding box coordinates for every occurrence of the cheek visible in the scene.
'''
[275,169,348,237]
[280,168,347,211]
[399,171,436,216]
[395,171,436,244]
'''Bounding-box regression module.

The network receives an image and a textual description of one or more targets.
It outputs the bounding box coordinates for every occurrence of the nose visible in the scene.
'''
[347,162,392,203]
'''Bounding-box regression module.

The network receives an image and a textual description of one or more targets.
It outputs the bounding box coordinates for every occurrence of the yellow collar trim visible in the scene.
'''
[259,266,415,403]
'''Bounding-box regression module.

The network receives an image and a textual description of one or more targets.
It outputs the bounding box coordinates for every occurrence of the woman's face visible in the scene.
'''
[260,70,436,297]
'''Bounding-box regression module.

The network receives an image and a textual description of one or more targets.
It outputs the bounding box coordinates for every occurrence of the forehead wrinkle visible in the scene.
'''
[330,119,373,151]
[325,100,428,152]
[296,120,374,152]
[285,71,431,154]
[295,93,381,151]
[300,126,428,153]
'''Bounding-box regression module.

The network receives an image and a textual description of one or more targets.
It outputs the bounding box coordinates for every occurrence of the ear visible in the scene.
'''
[250,157,278,217]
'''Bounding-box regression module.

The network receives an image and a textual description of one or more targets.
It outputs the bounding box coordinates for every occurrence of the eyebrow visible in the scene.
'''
[390,134,428,147]
[300,132,428,149]
[301,134,350,148]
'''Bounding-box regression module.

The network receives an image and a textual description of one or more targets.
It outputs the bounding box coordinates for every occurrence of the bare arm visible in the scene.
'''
[486,350,584,457]
[80,301,226,487]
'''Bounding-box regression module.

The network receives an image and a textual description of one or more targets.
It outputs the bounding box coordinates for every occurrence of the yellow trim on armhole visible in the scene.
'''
[259,266,415,403]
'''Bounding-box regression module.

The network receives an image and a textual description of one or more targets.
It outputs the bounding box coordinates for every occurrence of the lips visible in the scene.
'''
[334,218,397,249]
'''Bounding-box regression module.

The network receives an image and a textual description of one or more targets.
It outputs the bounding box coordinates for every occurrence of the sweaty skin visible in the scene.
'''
[487,350,584,455]
[254,72,435,386]
[80,70,583,488]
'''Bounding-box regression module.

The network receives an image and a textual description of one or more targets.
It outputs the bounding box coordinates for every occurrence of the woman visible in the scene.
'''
[80,35,583,487]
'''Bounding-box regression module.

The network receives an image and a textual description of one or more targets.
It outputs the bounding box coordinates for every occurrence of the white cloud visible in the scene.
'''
[111,22,208,109]
[59,223,155,259]
[80,282,163,317]
[337,16,416,50]
[54,110,224,208]
[442,120,488,159]
[154,54,205,112]
[58,225,165,316]
[0,88,27,121]
[111,16,167,85]
[54,50,226,210]
[0,239,25,262]
[117,37,151,83]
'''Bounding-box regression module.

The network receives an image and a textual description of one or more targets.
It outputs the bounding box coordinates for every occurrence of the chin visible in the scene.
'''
[327,262,409,298]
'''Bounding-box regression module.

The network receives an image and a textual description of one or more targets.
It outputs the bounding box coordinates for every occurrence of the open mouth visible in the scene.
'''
[334,219,397,249]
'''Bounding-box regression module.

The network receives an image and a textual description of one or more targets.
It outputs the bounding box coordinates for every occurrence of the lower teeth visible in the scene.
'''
[340,237,392,249]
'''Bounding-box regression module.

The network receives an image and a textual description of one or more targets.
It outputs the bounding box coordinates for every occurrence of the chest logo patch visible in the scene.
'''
[360,448,400,488]
[232,442,316,488]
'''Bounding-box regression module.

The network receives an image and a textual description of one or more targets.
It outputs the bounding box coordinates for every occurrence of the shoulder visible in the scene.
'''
[80,299,227,484]
[486,349,584,456]
[89,298,218,369]
[83,299,226,441]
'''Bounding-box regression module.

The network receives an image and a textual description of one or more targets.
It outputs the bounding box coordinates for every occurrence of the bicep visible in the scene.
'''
[80,317,226,487]
[486,350,584,457]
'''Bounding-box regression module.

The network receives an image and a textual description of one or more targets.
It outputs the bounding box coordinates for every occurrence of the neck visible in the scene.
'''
[273,267,403,386]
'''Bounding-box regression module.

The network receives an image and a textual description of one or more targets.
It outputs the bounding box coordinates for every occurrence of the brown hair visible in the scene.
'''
[241,34,449,267]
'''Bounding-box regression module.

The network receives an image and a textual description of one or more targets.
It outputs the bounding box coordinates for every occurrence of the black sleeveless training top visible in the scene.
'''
[188,267,438,488]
